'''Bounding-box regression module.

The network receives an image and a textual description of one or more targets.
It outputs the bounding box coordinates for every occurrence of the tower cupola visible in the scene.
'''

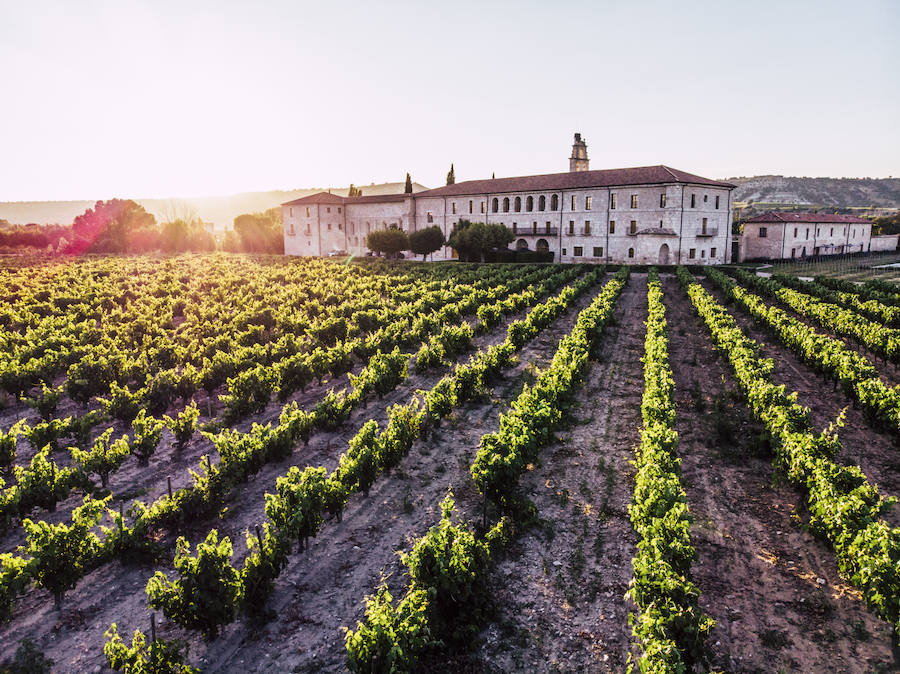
[569,132,589,172]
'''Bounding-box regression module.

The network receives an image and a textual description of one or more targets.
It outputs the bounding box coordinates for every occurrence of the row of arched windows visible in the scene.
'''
[492,194,559,214]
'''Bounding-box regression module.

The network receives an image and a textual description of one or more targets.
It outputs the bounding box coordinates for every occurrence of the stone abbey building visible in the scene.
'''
[282,134,735,265]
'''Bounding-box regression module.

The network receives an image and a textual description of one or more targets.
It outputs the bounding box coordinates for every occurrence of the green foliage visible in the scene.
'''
[230,208,283,254]
[366,228,409,257]
[408,226,445,261]
[71,427,130,488]
[163,400,199,449]
[0,553,31,624]
[24,382,63,421]
[104,623,197,674]
[0,638,54,674]
[146,530,242,640]
[239,523,289,617]
[0,420,26,472]
[23,495,109,608]
[446,220,514,262]
[130,410,163,466]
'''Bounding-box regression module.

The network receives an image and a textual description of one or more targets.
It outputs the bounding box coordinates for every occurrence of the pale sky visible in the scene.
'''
[1,0,898,201]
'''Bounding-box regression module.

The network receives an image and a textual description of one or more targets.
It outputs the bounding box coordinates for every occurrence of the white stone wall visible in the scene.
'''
[870,234,898,252]
[284,183,734,265]
[740,220,874,261]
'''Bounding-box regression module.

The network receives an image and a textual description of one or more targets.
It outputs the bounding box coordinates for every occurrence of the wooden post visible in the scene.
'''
[167,476,173,500]
[150,612,156,660]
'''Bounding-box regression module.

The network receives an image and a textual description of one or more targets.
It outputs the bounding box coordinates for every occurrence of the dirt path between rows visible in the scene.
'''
[473,274,646,673]
[665,275,896,673]
[0,279,604,673]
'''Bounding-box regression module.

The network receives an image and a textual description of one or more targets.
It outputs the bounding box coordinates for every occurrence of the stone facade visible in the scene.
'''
[739,212,874,261]
[283,139,735,265]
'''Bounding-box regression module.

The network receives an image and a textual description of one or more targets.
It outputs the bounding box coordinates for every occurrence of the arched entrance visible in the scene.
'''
[658,243,670,265]
[536,238,549,252]
[516,238,529,251]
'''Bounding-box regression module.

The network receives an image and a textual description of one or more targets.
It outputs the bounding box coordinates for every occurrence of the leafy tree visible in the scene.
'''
[146,530,242,640]
[130,410,163,467]
[446,163,455,185]
[348,184,361,197]
[404,173,413,194]
[366,227,409,258]
[164,400,199,449]
[23,495,109,609]
[408,226,444,261]
[70,199,158,254]
[446,220,513,262]
[231,208,283,254]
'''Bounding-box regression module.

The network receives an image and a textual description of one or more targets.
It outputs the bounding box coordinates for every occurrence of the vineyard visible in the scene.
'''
[0,254,898,673]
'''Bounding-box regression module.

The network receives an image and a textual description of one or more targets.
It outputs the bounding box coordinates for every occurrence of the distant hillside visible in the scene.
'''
[0,181,429,230]
[728,175,900,209]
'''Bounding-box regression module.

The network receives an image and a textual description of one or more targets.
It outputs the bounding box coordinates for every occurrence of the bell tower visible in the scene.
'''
[569,132,589,172]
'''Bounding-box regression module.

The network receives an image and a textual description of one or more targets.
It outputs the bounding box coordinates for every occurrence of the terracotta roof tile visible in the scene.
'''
[281,191,345,206]
[746,211,869,224]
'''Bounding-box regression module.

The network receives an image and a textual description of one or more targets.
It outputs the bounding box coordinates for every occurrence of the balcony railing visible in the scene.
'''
[696,227,719,237]
[512,227,559,237]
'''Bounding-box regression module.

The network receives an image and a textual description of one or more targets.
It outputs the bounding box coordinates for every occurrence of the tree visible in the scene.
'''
[70,199,158,254]
[232,207,283,254]
[409,226,444,261]
[446,220,513,262]
[348,184,361,197]
[404,173,413,194]
[366,227,409,257]
[446,163,455,186]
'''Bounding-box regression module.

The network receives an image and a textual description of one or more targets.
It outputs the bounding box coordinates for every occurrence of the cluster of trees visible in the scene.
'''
[0,221,71,252]
[365,225,445,261]
[871,212,900,235]
[224,208,284,254]
[446,219,514,262]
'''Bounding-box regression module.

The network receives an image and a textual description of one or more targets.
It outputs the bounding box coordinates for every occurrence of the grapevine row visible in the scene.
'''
[707,268,900,435]
[343,269,627,671]
[626,269,713,671]
[678,266,900,638]
[772,274,900,327]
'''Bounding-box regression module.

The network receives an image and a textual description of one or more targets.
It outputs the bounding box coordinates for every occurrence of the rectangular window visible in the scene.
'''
[609,220,615,234]
[532,222,537,234]
[306,207,310,217]
[327,223,332,230]
[690,194,696,208]
[806,227,809,239]
[574,246,583,257]
[288,223,294,235]
[289,208,293,217]
[562,248,567,256]
[689,248,696,259]
[630,220,637,234]
[593,246,603,257]
[817,228,820,236]
[545,221,551,234]
[711,247,717,258]
[630,194,638,209]
[338,207,342,213]
[830,227,834,236]
[469,200,473,214]
[427,212,434,223]
[585,195,592,210]
[759,227,767,238]
[327,207,331,213]
[794,227,798,237]
[715,195,720,209]
[338,223,343,230]
[452,202,457,214]
[571,195,577,210]
[512,222,517,234]
[585,220,591,235]
[569,220,575,235]
[791,248,796,259]
[704,195,708,203]
[610,193,617,209]
[481,202,486,214]
[702,217,708,234]
[660,193,666,208]
[701,249,706,258]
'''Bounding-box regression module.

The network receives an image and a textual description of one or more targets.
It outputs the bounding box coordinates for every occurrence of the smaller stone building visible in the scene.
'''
[739,212,874,261]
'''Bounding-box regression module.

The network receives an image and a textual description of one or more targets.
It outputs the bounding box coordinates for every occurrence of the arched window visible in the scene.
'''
[536,238,550,252]
[503,197,510,213]
[516,238,529,251]
[551,194,559,211]
[491,198,499,213]
[514,196,521,212]
[526,196,534,211]
[538,195,546,211]
[628,247,635,258]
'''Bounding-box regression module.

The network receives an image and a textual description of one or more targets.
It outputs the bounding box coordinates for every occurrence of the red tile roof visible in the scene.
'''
[282,191,345,206]
[346,193,409,204]
[745,211,869,224]
[415,165,734,198]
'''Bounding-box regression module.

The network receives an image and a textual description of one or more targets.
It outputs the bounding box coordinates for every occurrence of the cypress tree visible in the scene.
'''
[446,163,455,185]
[404,173,413,194]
